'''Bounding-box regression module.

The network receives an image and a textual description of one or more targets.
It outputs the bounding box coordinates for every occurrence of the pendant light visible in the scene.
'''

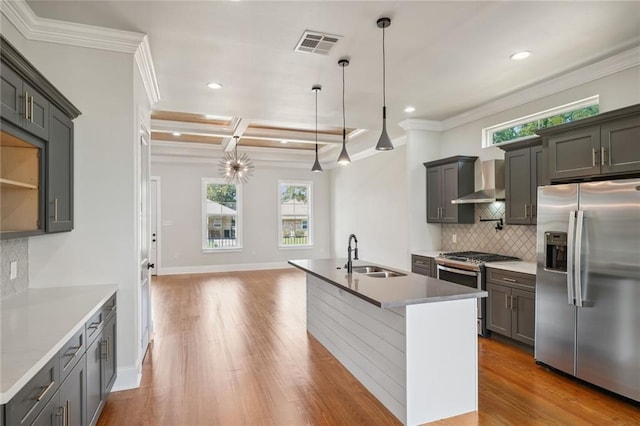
[337,58,351,165]
[375,17,394,151]
[219,136,254,184]
[311,84,323,172]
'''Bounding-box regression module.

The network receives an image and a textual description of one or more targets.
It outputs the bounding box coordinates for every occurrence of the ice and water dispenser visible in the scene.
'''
[545,232,567,272]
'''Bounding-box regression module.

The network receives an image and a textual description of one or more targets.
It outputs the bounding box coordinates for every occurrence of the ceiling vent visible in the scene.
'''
[294,30,342,55]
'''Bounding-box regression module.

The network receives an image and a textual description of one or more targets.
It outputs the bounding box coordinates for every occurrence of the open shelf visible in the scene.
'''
[0,178,38,190]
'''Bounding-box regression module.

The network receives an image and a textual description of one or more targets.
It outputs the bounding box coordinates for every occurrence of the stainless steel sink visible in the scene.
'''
[352,265,406,278]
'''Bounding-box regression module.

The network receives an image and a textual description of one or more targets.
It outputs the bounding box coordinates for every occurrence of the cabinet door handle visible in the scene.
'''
[101,338,109,360]
[592,148,597,167]
[510,295,515,311]
[23,92,29,120]
[35,380,55,401]
[601,147,609,166]
[502,277,517,283]
[29,95,34,123]
[531,204,536,218]
[66,400,70,426]
[524,204,528,218]
[52,198,58,222]
[505,293,509,309]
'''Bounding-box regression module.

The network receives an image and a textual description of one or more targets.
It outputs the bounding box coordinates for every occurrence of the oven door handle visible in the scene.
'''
[436,264,478,277]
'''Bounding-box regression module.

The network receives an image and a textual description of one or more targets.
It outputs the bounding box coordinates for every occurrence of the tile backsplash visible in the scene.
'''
[1,238,29,297]
[441,202,537,261]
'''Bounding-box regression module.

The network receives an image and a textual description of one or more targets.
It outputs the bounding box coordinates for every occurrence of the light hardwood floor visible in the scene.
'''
[98,269,640,425]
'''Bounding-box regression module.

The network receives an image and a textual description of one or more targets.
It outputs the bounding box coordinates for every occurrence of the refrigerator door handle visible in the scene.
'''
[575,210,585,307]
[567,210,576,305]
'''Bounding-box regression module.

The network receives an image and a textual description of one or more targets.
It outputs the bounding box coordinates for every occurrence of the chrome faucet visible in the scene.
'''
[346,234,359,273]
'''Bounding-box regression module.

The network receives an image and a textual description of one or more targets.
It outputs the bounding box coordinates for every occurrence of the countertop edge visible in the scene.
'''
[485,261,537,276]
[0,285,118,404]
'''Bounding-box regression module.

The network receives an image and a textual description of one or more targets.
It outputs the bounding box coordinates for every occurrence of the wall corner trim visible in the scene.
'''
[135,36,161,103]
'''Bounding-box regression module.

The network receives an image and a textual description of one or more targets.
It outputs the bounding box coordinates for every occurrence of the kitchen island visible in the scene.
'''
[289,258,487,426]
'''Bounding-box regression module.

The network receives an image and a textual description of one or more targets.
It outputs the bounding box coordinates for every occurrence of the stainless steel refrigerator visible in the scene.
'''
[536,178,640,402]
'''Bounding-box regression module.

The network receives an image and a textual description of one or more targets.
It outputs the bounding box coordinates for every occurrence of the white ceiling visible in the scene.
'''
[26,1,640,144]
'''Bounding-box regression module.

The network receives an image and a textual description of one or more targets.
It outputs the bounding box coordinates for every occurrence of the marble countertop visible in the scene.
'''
[289,258,487,308]
[485,261,537,275]
[1,285,118,404]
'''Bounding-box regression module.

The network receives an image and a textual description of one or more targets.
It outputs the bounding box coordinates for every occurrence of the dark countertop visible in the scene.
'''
[289,258,487,308]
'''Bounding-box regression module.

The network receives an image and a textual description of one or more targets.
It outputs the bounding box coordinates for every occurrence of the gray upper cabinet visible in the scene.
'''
[424,156,476,224]
[539,104,640,182]
[0,35,80,239]
[501,138,546,224]
[48,105,74,232]
[0,65,49,140]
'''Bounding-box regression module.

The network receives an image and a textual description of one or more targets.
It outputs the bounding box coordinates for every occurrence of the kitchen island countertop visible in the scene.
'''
[289,258,486,308]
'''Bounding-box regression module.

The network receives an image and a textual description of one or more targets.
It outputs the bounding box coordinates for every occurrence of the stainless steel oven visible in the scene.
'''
[436,262,485,336]
[436,251,519,337]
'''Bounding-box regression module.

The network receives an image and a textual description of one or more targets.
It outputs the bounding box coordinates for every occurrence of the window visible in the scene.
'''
[279,182,312,247]
[202,178,242,251]
[482,96,599,147]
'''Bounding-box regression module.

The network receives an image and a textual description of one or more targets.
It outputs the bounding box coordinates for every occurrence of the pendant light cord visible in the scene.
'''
[315,88,319,155]
[342,63,346,140]
[382,25,386,108]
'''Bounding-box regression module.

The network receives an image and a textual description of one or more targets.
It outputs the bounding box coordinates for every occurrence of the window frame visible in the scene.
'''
[482,95,600,148]
[201,178,243,253]
[278,180,313,249]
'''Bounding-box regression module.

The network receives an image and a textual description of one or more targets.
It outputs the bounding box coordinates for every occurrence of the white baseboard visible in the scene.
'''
[111,366,141,392]
[158,261,293,276]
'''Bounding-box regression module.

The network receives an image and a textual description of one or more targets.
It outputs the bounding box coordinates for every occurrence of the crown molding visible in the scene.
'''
[2,0,160,104]
[135,36,161,103]
[440,45,640,131]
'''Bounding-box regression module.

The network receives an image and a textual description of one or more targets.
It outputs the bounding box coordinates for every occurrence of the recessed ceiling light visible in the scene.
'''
[404,106,415,113]
[172,132,181,136]
[510,51,531,60]
[207,82,223,90]
[281,140,288,144]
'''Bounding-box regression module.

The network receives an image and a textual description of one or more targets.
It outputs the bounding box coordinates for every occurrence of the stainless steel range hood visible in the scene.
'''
[452,159,505,204]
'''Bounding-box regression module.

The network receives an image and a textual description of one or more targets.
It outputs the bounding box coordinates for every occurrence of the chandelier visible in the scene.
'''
[219,136,254,184]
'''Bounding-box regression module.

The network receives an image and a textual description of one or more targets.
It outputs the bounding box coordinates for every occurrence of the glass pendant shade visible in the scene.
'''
[376,17,394,151]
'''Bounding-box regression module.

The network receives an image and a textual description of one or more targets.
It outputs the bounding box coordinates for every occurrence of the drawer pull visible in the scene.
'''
[35,380,55,401]
[415,260,426,265]
[65,344,84,359]
[502,277,517,283]
[88,320,103,330]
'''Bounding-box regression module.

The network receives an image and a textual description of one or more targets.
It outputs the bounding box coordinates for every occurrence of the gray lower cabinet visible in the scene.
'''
[539,104,640,182]
[2,296,116,426]
[87,305,117,426]
[501,138,546,225]
[424,156,477,223]
[411,254,436,277]
[486,268,535,346]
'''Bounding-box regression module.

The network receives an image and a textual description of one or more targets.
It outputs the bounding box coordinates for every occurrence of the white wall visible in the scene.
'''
[2,16,144,389]
[151,160,331,273]
[330,144,410,271]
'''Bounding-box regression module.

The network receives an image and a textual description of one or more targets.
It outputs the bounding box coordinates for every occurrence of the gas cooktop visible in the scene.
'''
[440,251,520,264]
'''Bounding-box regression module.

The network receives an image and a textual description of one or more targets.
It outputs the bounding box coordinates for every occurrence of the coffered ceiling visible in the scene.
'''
[24,1,640,156]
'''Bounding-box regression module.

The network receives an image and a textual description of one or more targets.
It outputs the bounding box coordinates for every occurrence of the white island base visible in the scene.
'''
[307,274,478,425]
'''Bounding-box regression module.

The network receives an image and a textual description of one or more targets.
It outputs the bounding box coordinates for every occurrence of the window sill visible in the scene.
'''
[278,245,313,250]
[202,248,243,254]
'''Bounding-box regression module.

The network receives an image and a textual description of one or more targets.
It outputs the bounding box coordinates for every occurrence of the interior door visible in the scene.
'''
[150,177,158,276]
[139,131,152,359]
